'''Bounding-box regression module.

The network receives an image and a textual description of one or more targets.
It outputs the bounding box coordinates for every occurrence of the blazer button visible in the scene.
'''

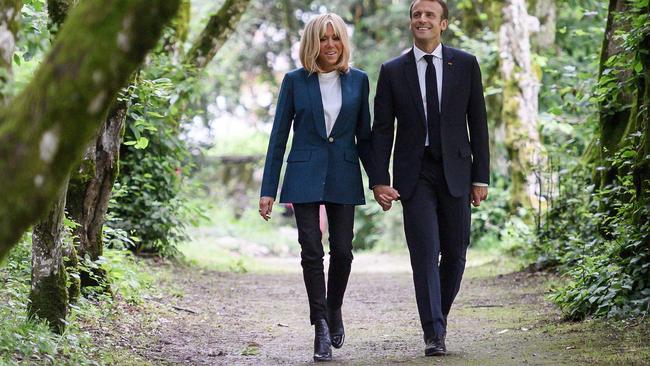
[328,137,334,143]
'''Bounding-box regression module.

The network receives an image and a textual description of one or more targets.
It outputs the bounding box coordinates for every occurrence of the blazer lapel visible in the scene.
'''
[306,72,328,139]
[403,49,427,130]
[328,71,351,137]
[441,45,455,116]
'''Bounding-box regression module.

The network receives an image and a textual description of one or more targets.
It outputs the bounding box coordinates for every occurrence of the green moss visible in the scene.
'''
[27,269,69,334]
[0,0,180,260]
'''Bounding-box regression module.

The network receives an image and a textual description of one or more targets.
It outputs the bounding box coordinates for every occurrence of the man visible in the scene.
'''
[369,0,489,356]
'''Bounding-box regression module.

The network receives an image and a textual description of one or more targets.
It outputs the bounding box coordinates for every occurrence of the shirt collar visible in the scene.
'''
[413,43,443,62]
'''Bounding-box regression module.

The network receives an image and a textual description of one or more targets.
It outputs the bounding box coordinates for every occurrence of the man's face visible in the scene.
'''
[410,0,448,46]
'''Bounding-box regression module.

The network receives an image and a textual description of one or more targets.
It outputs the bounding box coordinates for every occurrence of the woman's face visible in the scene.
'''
[317,24,343,72]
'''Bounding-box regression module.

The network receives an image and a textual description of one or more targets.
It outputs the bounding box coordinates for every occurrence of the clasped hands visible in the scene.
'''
[373,185,488,211]
[372,185,400,211]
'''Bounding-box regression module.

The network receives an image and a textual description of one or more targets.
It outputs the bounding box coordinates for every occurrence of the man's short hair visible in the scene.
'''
[409,0,449,20]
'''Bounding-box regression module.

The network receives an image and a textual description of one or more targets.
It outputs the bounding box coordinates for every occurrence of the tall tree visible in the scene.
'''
[498,0,542,212]
[595,0,649,215]
[0,0,180,261]
[28,1,82,332]
[185,0,252,69]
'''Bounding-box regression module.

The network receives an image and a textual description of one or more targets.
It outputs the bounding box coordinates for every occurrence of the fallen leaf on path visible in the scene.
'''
[241,343,261,356]
[497,329,509,334]
[277,323,289,327]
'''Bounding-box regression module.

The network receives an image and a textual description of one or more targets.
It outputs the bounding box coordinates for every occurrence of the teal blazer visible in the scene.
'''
[260,67,373,205]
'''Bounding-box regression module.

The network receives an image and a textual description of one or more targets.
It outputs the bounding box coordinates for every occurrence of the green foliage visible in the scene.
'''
[535,133,650,320]
[109,54,204,257]
[0,234,159,365]
[352,202,382,251]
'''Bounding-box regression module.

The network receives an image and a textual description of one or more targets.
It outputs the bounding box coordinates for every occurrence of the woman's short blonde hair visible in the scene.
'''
[299,13,351,74]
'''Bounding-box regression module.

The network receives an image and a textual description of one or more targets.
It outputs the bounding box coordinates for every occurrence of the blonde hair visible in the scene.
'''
[299,13,351,74]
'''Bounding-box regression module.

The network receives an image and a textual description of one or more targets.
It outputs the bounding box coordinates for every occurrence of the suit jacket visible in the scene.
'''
[370,46,489,199]
[260,67,373,205]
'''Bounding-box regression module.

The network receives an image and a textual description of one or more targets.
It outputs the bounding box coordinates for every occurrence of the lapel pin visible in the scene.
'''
[447,62,453,66]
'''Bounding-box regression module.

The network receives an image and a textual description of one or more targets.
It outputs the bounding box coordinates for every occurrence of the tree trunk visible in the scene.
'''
[595,0,633,189]
[28,0,81,321]
[634,30,650,211]
[162,0,190,60]
[0,0,180,261]
[66,98,126,289]
[28,181,69,334]
[591,0,650,234]
[0,0,22,101]
[529,0,555,50]
[499,0,542,213]
[185,0,252,68]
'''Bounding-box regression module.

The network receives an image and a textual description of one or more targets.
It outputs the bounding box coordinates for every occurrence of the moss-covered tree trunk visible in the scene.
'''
[0,0,180,261]
[634,30,650,211]
[594,0,633,190]
[28,181,69,334]
[185,0,251,68]
[0,0,22,100]
[162,0,190,60]
[499,0,542,213]
[29,0,81,320]
[67,98,127,289]
[596,0,650,221]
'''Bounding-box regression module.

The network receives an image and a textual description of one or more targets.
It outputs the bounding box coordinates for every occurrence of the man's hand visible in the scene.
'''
[471,186,488,207]
[373,185,400,211]
[259,196,275,221]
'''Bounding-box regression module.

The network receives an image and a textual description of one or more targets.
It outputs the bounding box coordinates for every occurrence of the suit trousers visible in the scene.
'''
[293,202,355,324]
[401,151,471,339]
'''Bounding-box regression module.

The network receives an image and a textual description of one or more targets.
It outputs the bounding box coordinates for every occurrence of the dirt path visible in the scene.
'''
[129,254,641,365]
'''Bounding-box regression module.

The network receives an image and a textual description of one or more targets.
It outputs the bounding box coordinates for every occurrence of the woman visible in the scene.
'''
[259,13,373,362]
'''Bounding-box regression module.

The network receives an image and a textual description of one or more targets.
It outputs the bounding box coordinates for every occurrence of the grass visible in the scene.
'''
[0,236,165,366]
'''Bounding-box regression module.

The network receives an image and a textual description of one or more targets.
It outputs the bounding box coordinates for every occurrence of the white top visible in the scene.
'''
[413,43,443,147]
[318,70,342,137]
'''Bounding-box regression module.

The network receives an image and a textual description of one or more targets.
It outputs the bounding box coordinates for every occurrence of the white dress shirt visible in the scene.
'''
[413,44,443,147]
[318,70,342,137]
[413,44,488,187]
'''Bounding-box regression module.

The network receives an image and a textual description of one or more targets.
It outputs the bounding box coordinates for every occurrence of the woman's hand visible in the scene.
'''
[259,196,275,221]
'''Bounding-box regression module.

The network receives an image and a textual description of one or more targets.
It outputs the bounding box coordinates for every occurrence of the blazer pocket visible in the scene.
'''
[344,149,360,165]
[458,147,472,158]
[287,150,312,162]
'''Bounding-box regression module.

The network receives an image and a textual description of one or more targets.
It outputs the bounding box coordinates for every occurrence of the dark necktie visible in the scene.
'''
[423,54,442,160]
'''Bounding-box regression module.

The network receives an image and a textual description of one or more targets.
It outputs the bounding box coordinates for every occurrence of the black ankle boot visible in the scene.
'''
[327,307,345,349]
[313,318,332,362]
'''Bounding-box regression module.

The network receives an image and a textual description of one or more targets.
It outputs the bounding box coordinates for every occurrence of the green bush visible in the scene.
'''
[109,56,204,257]
[537,135,650,320]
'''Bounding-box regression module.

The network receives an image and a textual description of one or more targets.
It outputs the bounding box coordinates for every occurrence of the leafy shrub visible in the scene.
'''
[109,56,204,257]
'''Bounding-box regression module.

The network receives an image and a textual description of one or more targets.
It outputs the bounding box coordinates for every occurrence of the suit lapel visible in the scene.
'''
[306,72,328,139]
[403,49,427,130]
[441,45,455,116]
[328,71,351,137]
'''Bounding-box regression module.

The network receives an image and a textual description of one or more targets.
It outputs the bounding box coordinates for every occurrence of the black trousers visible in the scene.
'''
[401,151,471,339]
[293,202,355,324]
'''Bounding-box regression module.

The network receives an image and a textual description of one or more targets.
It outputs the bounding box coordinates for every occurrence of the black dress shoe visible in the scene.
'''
[327,307,345,349]
[424,334,447,356]
[313,319,332,362]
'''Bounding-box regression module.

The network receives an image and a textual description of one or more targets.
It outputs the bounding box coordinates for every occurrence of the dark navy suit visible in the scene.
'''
[370,46,489,339]
[261,67,373,323]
